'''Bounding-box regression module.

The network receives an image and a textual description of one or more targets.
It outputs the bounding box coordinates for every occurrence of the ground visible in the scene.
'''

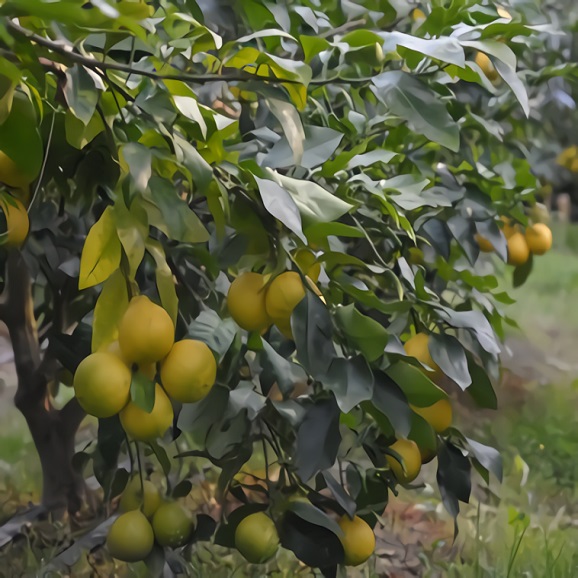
[0,223,577,576]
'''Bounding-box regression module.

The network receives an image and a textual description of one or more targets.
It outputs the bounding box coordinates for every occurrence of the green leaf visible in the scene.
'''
[408,413,437,458]
[172,479,193,498]
[163,80,208,138]
[130,370,156,413]
[372,71,459,151]
[79,206,122,290]
[512,252,533,288]
[173,135,214,192]
[63,65,102,125]
[429,333,471,390]
[334,304,388,362]
[254,175,305,242]
[437,441,471,531]
[121,142,152,192]
[304,222,365,243]
[299,35,330,62]
[295,397,341,482]
[436,307,500,355]
[494,59,529,117]
[145,239,178,325]
[346,149,398,170]
[64,109,104,150]
[261,340,308,398]
[187,310,236,360]
[91,269,129,353]
[381,32,465,67]
[114,198,148,279]
[288,500,343,537]
[466,356,497,410]
[263,125,343,170]
[325,356,374,414]
[369,371,411,437]
[386,362,447,406]
[293,292,336,379]
[0,91,42,180]
[266,169,353,226]
[466,438,502,482]
[266,97,305,165]
[144,176,209,243]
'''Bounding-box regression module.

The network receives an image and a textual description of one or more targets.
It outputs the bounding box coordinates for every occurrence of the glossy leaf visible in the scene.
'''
[91,269,129,353]
[79,207,122,290]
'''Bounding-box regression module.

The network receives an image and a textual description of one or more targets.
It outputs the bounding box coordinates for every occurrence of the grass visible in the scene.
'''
[420,221,578,577]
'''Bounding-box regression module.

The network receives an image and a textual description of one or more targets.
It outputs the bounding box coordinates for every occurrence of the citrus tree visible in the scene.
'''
[0,0,560,573]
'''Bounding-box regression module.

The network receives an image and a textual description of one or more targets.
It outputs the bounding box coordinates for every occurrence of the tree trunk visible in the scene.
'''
[1,251,86,515]
[15,397,86,515]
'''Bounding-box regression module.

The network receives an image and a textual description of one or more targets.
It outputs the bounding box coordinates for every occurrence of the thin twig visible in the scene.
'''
[6,20,376,88]
[318,18,367,39]
[28,110,56,212]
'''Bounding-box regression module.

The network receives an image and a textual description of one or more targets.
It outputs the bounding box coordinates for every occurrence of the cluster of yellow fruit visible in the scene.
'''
[382,333,454,484]
[233,511,375,567]
[477,218,553,266]
[0,150,32,248]
[227,269,323,339]
[73,295,217,440]
[107,476,194,562]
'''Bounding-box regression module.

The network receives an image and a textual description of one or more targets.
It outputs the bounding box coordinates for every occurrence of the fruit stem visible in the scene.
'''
[260,425,270,486]
[125,431,135,474]
[135,440,145,508]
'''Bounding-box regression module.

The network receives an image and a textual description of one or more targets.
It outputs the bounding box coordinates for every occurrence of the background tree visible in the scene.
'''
[0,0,565,573]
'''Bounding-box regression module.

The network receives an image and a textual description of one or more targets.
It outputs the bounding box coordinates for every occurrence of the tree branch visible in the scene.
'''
[6,20,301,85]
[5,19,375,88]
[318,18,367,39]
[60,397,86,436]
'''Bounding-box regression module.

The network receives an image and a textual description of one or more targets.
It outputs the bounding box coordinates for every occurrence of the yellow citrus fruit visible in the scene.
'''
[294,248,321,282]
[265,272,325,339]
[475,234,494,253]
[120,384,173,441]
[152,502,194,548]
[227,272,272,332]
[106,510,154,562]
[119,477,161,519]
[404,333,442,381]
[105,340,131,366]
[507,232,530,266]
[160,339,217,403]
[235,511,279,563]
[386,439,422,483]
[410,399,452,433]
[411,7,426,21]
[118,296,174,364]
[265,272,306,323]
[500,217,518,238]
[73,352,131,418]
[525,223,552,255]
[338,515,375,567]
[0,151,34,189]
[0,197,29,247]
[475,52,499,82]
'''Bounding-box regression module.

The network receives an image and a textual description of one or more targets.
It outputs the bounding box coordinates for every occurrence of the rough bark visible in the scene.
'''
[0,251,86,515]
